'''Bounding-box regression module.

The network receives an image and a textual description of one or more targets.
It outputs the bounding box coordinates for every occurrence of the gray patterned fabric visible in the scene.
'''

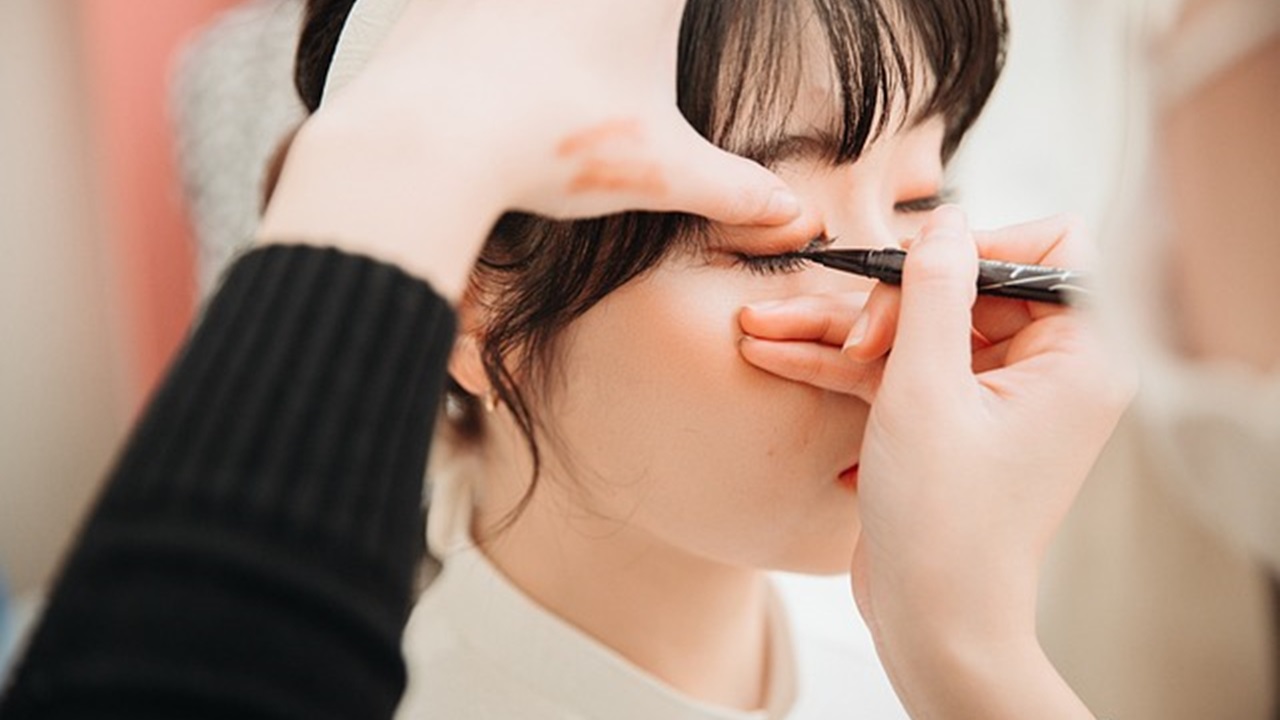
[172,0,306,295]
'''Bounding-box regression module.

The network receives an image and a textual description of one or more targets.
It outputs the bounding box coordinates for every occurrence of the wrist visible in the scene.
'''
[892,631,1087,719]
[868,587,1094,719]
[256,106,510,301]
[870,551,1040,647]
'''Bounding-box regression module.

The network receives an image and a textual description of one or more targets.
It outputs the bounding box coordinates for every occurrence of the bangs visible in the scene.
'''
[677,0,1007,164]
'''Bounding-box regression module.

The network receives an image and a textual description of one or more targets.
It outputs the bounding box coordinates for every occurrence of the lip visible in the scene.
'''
[837,463,859,491]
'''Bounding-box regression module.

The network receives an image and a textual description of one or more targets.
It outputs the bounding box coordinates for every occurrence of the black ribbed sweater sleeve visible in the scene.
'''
[0,245,456,719]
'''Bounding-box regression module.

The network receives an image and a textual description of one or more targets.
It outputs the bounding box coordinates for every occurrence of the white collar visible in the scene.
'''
[425,542,797,720]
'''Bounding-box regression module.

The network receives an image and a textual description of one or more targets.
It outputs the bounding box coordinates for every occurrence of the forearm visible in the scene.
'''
[0,245,456,718]
[867,562,1096,720]
[256,108,508,302]
[878,627,1095,720]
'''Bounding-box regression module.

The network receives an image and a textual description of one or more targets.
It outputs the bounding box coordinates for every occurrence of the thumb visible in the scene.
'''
[887,206,978,391]
[657,120,801,226]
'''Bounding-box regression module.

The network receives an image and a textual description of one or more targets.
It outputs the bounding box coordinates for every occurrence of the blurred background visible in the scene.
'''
[0,0,304,676]
[0,0,232,664]
[0,0,1275,717]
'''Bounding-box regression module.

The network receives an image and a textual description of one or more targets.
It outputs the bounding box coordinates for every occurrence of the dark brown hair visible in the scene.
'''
[289,0,1007,526]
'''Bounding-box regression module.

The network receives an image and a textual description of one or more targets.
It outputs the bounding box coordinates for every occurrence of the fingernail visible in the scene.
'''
[760,188,801,224]
[970,326,993,350]
[843,312,869,351]
[926,204,967,233]
[911,206,967,249]
[744,299,785,314]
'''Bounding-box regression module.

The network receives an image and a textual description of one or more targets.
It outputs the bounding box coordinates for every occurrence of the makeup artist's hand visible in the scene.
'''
[739,208,1132,718]
[258,0,800,300]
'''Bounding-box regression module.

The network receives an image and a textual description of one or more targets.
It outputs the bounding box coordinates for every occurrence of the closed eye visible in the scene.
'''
[731,235,834,276]
[894,188,955,214]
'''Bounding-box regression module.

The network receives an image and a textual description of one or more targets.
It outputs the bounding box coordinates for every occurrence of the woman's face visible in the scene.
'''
[516,70,948,574]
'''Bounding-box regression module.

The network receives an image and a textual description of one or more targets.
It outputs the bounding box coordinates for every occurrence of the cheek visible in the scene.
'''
[548,269,763,471]
[543,266,868,569]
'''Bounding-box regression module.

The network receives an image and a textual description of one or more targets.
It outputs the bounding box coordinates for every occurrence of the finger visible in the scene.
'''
[999,312,1102,371]
[970,295,1033,347]
[849,540,877,637]
[973,214,1096,321]
[979,312,1133,427]
[972,337,1012,374]
[887,205,979,390]
[842,282,900,362]
[973,214,1092,268]
[657,121,802,226]
[739,337,882,398]
[844,282,998,362]
[739,293,869,345]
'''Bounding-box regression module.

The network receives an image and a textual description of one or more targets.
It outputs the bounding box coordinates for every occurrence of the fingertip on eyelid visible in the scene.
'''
[733,212,828,255]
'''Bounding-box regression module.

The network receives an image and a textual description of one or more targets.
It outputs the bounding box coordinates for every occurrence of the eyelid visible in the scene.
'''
[726,233,834,276]
[730,233,831,261]
[894,187,956,213]
[805,234,836,253]
[744,132,841,168]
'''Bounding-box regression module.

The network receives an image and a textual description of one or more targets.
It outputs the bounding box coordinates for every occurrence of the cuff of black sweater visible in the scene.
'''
[102,243,457,610]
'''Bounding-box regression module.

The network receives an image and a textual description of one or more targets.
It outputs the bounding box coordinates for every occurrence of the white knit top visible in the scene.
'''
[392,461,906,719]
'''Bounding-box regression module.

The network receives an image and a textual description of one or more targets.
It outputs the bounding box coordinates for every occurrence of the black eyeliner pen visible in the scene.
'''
[801,247,1088,305]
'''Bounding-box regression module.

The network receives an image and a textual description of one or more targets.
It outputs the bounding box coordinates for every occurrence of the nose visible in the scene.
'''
[825,192,900,252]
[805,194,900,295]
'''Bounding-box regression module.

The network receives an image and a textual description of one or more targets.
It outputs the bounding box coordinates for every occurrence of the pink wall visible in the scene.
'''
[76,0,245,407]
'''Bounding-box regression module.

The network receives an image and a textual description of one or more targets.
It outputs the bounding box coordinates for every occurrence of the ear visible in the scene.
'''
[449,333,489,397]
[447,290,490,398]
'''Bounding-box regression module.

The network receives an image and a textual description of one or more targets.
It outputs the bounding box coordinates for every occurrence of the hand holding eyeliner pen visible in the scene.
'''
[801,247,1088,306]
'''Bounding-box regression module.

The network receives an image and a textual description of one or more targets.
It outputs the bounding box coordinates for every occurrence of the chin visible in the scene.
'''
[771,555,854,576]
[762,527,861,576]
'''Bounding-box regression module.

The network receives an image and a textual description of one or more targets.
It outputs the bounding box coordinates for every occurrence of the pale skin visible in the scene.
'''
[455,113,943,709]
[258,0,1133,717]
[741,211,1132,717]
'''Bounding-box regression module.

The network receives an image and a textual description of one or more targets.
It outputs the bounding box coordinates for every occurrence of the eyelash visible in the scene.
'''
[895,189,953,214]
[730,190,952,276]
[731,236,831,276]
[732,254,810,276]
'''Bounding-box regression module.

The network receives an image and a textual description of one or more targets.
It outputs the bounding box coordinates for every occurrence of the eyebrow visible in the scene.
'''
[738,106,951,172]
[738,128,844,169]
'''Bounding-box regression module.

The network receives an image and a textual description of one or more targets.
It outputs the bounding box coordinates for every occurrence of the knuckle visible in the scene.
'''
[726,183,769,222]
[903,247,974,300]
[795,355,825,386]
[833,290,872,312]
[815,314,837,341]
[1037,214,1097,269]
[904,249,954,282]
[1049,211,1087,237]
